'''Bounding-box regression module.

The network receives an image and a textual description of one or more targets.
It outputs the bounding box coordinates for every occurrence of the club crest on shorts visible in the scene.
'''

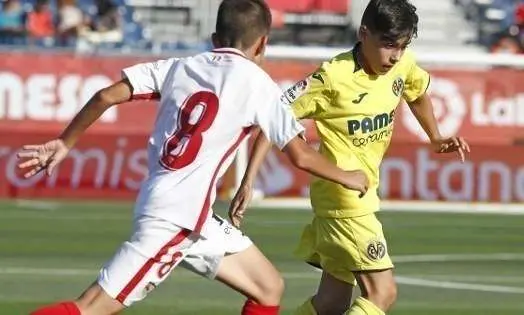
[366,240,386,261]
[392,77,404,97]
[280,78,310,105]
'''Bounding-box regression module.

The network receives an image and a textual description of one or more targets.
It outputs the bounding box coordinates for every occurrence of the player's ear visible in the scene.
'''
[211,32,221,48]
[254,35,269,57]
[358,26,367,41]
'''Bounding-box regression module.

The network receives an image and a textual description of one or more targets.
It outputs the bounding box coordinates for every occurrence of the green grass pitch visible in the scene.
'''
[1,199,523,314]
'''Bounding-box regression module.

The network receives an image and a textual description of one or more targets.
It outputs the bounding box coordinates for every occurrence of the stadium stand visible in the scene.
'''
[455,0,524,53]
[1,0,518,53]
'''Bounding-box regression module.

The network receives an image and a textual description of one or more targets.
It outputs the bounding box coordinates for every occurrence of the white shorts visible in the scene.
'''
[97,213,252,306]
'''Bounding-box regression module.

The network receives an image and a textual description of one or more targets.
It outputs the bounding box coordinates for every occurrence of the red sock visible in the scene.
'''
[30,302,81,315]
[241,300,279,315]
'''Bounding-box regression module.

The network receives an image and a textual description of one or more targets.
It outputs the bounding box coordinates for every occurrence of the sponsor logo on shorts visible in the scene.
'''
[366,240,387,261]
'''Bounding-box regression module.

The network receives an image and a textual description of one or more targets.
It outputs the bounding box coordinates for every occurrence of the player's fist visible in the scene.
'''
[431,136,470,162]
[17,139,70,178]
[343,170,369,198]
[228,182,254,228]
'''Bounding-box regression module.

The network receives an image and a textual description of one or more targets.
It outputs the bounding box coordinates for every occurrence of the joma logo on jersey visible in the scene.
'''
[347,110,395,135]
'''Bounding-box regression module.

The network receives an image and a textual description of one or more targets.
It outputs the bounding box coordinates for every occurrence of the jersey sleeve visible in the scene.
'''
[121,58,177,100]
[255,83,305,150]
[282,62,334,119]
[402,56,430,103]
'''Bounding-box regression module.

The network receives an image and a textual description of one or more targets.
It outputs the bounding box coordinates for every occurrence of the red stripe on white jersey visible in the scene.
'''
[116,228,191,304]
[132,92,161,101]
[211,49,247,59]
[193,127,252,234]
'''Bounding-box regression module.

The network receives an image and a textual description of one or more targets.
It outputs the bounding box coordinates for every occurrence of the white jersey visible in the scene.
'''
[122,48,303,237]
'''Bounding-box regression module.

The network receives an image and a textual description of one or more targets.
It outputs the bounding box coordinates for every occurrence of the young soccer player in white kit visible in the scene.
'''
[19,1,368,314]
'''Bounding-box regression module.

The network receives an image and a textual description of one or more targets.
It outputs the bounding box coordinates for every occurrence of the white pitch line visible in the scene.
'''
[0,267,94,276]
[2,253,524,295]
[392,253,524,263]
[2,267,524,294]
[396,276,524,294]
[254,198,524,215]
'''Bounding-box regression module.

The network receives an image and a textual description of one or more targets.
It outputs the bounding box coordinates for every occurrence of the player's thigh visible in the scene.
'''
[180,213,283,305]
[96,216,196,308]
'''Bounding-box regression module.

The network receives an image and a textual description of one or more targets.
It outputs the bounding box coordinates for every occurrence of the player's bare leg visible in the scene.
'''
[308,271,355,315]
[30,282,124,315]
[215,244,284,314]
[347,268,397,314]
[75,282,125,315]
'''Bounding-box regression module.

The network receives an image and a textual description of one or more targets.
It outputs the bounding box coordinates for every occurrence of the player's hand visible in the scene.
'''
[229,182,254,228]
[431,136,470,162]
[343,170,369,198]
[17,139,70,178]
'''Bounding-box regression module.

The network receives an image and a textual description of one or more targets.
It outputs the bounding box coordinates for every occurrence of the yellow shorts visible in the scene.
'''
[295,213,394,284]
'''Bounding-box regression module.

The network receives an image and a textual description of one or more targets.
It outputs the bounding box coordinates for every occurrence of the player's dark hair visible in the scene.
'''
[361,0,418,42]
[215,0,272,49]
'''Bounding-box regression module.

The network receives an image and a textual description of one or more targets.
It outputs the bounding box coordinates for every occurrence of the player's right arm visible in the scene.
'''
[229,72,368,226]
[230,65,334,223]
[17,59,176,178]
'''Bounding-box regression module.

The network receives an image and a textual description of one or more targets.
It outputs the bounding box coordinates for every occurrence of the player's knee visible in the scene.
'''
[251,273,285,305]
[363,278,397,310]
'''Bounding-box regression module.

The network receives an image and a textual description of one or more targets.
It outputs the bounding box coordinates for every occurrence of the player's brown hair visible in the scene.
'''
[361,0,418,42]
[215,0,272,49]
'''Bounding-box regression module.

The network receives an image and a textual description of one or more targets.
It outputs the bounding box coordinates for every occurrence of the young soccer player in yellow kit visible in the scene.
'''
[229,0,470,314]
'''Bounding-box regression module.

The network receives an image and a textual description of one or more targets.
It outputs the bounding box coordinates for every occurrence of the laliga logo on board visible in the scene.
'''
[401,77,467,141]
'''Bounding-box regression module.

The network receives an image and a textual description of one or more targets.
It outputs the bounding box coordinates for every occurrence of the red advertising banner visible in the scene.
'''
[3,130,524,202]
[1,52,524,202]
[2,52,524,143]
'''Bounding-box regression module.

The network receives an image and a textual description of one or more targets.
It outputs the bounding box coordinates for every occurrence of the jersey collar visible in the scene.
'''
[211,48,247,58]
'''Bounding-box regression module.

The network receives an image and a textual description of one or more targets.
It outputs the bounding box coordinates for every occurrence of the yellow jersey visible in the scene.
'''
[282,44,430,217]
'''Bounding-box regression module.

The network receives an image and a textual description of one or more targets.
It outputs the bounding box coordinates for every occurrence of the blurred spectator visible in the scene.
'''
[26,0,54,45]
[80,0,122,44]
[56,0,84,45]
[91,0,121,32]
[490,1,524,54]
[0,0,25,43]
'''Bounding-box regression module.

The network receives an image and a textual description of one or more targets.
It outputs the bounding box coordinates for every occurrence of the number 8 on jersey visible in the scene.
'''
[160,91,219,171]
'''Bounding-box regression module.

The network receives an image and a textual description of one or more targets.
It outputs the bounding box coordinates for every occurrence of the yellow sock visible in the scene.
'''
[294,297,318,315]
[345,297,385,315]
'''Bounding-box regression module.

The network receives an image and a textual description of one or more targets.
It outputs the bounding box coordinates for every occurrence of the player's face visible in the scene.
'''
[360,27,412,75]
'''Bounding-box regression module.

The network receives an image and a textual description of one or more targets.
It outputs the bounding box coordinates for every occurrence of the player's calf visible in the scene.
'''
[75,282,125,315]
[30,302,81,315]
[30,283,124,315]
[215,245,284,312]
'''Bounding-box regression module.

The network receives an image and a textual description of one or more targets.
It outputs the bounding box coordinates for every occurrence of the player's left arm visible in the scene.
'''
[404,62,470,161]
[17,79,134,178]
[18,58,176,178]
